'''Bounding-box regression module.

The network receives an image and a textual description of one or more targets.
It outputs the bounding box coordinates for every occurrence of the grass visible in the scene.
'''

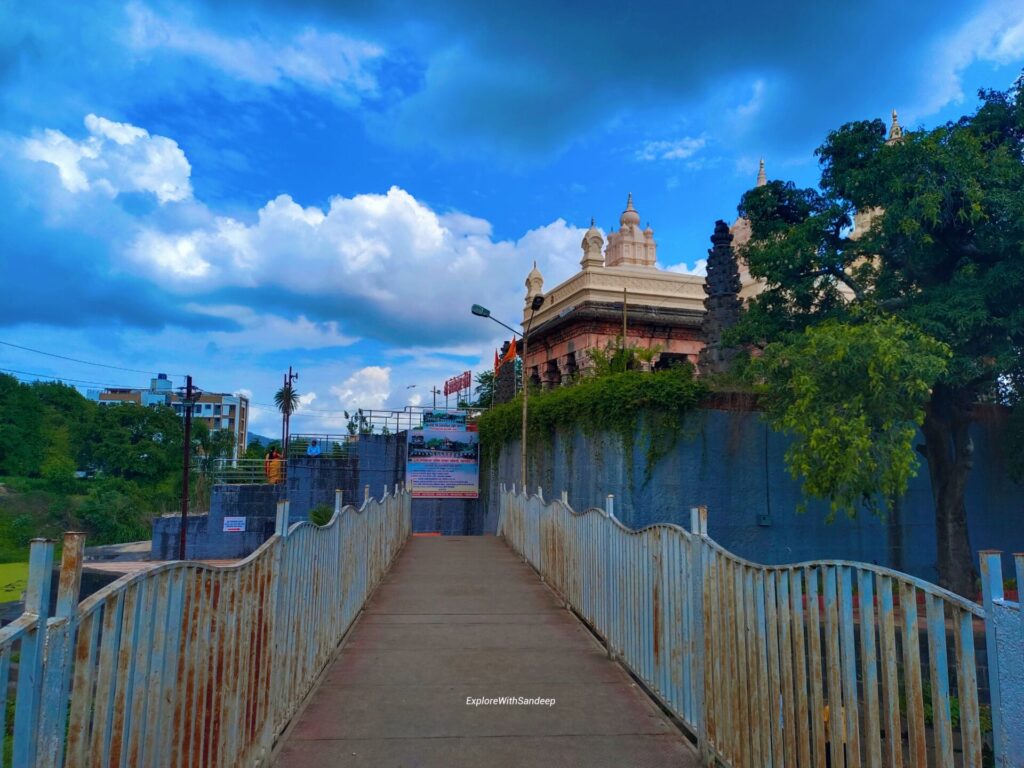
[0,561,29,600]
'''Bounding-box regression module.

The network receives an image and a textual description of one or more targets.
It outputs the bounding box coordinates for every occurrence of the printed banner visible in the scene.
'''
[406,424,479,498]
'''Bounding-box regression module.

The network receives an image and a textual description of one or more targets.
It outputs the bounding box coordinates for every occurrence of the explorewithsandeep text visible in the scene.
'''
[466,696,557,707]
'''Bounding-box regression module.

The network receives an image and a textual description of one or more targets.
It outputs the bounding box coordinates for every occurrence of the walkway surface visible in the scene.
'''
[274,535,699,767]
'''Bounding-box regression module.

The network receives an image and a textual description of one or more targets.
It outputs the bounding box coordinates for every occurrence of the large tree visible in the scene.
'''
[736,82,1024,596]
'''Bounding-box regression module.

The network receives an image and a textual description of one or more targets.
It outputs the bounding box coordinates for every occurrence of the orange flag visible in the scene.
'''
[493,349,500,376]
[499,339,517,367]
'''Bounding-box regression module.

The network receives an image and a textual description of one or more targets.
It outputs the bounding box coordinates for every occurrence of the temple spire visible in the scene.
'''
[756,158,767,187]
[887,109,903,143]
[698,220,743,376]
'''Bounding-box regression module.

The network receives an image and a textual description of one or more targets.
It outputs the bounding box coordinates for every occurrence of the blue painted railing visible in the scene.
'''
[500,485,1023,768]
[0,485,411,767]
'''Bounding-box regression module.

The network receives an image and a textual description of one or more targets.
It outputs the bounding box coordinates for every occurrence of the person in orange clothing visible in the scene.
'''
[264,446,284,484]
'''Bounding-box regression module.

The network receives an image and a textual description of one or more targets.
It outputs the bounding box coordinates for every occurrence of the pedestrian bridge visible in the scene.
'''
[2,486,1021,767]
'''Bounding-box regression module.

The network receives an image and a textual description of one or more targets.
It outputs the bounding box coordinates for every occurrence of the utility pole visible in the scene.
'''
[521,295,544,490]
[179,375,195,560]
[283,366,299,456]
[431,386,441,409]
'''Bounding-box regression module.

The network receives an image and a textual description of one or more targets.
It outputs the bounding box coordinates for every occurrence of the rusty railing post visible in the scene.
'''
[980,550,1015,764]
[37,532,86,768]
[604,496,615,659]
[689,506,710,764]
[13,538,55,767]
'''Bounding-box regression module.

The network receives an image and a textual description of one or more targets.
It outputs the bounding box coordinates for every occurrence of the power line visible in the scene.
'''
[0,339,186,377]
[0,366,147,389]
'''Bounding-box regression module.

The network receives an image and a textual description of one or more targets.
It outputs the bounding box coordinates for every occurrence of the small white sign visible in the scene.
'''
[223,517,246,532]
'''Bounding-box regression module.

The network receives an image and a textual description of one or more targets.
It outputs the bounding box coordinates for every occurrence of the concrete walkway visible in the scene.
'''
[274,535,699,768]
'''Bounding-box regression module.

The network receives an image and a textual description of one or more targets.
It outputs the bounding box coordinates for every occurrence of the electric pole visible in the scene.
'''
[430,386,441,409]
[179,375,195,560]
[282,366,299,456]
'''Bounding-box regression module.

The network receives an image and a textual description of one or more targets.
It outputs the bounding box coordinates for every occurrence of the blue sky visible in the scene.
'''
[1,0,1023,436]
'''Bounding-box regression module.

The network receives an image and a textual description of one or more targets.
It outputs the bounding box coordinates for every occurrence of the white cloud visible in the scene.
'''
[735,79,765,120]
[665,259,707,277]
[295,391,318,412]
[330,366,392,411]
[127,2,384,100]
[17,114,589,357]
[127,185,585,345]
[920,0,1024,114]
[181,304,359,351]
[22,114,191,203]
[636,136,706,162]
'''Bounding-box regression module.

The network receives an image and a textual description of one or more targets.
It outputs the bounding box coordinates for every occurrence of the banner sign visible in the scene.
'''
[223,517,246,532]
[443,370,472,397]
[422,411,468,429]
[406,421,479,499]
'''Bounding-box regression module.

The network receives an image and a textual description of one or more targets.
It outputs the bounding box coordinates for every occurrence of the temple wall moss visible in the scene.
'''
[478,366,707,485]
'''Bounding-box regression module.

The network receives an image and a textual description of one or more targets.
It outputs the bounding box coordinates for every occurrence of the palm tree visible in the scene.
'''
[274,383,300,454]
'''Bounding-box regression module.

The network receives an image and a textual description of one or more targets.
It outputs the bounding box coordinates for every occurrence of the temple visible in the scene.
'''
[519,192,754,387]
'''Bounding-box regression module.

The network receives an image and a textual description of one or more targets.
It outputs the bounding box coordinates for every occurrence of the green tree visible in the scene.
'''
[0,374,47,476]
[76,479,152,544]
[735,82,1024,595]
[274,382,300,449]
[473,371,495,407]
[755,316,950,518]
[84,403,183,484]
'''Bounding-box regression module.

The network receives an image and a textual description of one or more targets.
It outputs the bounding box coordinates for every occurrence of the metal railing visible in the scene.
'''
[499,485,1024,768]
[209,457,287,485]
[285,435,357,459]
[0,486,411,767]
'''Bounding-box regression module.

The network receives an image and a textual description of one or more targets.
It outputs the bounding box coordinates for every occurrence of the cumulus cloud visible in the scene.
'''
[22,114,191,203]
[127,2,384,100]
[665,259,707,277]
[330,366,392,411]
[126,184,586,345]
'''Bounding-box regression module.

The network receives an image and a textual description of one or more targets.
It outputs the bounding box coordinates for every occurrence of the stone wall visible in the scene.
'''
[481,405,1023,582]
[151,483,282,560]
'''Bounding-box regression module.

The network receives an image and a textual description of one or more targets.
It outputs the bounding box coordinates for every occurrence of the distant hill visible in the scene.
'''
[246,432,276,447]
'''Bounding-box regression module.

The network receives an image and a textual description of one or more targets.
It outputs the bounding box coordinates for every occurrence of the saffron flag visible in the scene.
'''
[493,349,500,376]
[499,339,517,368]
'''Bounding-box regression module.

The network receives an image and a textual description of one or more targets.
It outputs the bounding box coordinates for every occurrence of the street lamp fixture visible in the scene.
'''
[470,304,522,338]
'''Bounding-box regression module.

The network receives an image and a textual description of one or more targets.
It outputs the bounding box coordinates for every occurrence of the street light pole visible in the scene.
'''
[179,375,195,560]
[470,300,541,492]
[520,295,543,491]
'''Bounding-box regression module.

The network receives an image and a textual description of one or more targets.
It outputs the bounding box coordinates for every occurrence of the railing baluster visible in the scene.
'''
[838,566,861,767]
[789,569,812,768]
[856,569,881,767]
[954,608,982,768]
[899,582,927,766]
[877,576,903,768]
[925,594,955,768]
[805,567,827,768]
[777,571,797,767]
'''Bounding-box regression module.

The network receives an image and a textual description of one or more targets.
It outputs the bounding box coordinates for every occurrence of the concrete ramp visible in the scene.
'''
[273,535,699,767]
